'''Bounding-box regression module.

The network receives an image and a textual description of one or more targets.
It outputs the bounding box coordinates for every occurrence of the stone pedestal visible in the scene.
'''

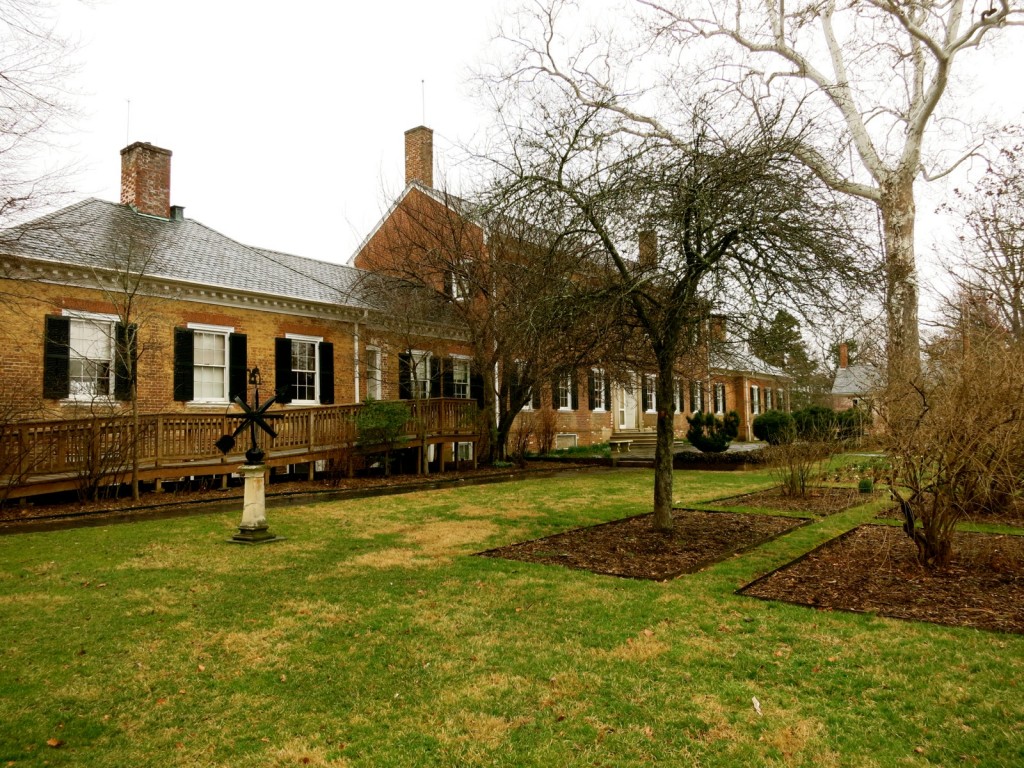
[229,464,283,544]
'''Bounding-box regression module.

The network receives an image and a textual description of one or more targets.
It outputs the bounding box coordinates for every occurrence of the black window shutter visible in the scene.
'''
[319,341,334,404]
[173,327,194,402]
[570,370,579,410]
[441,358,454,398]
[603,373,612,411]
[43,316,70,399]
[429,356,441,398]
[641,377,650,412]
[531,381,541,410]
[114,322,137,401]
[274,337,292,404]
[587,370,596,411]
[551,376,559,409]
[228,334,247,403]
[398,352,412,400]
[509,365,523,405]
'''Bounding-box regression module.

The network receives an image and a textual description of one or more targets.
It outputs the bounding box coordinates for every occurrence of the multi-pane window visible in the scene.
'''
[456,442,473,461]
[557,373,573,410]
[452,359,471,398]
[750,385,761,415]
[68,318,115,398]
[366,346,382,400]
[714,383,726,414]
[690,380,703,413]
[776,388,786,411]
[412,352,431,399]
[291,340,317,403]
[593,369,606,412]
[644,374,657,412]
[765,387,773,411]
[193,331,228,401]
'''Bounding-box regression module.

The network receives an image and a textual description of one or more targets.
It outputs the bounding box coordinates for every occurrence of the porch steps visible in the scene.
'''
[609,430,658,452]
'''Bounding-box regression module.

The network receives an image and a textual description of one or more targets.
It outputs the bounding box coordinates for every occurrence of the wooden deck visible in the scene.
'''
[1,399,480,500]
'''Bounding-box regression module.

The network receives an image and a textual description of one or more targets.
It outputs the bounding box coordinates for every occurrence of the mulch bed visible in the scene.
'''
[740,524,1024,634]
[876,504,1024,528]
[477,509,805,581]
[709,486,874,516]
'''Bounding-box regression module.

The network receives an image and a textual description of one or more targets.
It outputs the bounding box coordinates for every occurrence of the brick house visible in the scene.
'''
[0,141,480,494]
[353,125,793,450]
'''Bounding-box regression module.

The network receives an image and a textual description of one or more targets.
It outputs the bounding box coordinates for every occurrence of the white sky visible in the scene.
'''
[54,0,510,264]
[46,0,1024,293]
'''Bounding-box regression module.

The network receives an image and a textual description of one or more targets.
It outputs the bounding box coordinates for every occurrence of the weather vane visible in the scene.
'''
[215,367,280,465]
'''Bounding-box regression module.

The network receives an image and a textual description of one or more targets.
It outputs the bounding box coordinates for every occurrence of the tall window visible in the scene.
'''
[557,372,573,410]
[765,387,774,411]
[690,381,703,413]
[366,346,382,400]
[714,383,726,414]
[452,358,471,398]
[193,330,228,401]
[290,339,318,403]
[412,352,431,399]
[69,317,115,398]
[776,388,786,411]
[644,374,657,413]
[592,369,606,412]
[750,385,761,415]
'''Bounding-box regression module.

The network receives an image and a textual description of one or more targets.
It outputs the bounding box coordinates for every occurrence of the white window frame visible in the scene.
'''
[455,441,473,461]
[365,345,382,401]
[557,372,573,411]
[714,383,726,415]
[410,350,432,400]
[765,387,774,411]
[592,368,606,413]
[286,333,322,406]
[690,380,703,413]
[448,258,471,301]
[188,322,234,404]
[644,374,657,413]
[451,355,471,399]
[63,310,119,402]
[751,384,761,415]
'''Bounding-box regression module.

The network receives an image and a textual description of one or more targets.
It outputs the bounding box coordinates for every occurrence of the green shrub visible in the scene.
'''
[792,405,839,440]
[836,407,869,440]
[355,399,411,476]
[858,477,874,493]
[752,410,796,445]
[686,410,740,453]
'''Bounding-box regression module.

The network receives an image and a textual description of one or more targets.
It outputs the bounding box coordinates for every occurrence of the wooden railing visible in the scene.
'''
[0,399,481,499]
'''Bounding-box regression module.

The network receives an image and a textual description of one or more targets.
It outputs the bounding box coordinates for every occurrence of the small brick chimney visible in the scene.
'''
[638,230,658,269]
[404,126,433,188]
[120,142,172,218]
[709,314,727,343]
[839,342,849,369]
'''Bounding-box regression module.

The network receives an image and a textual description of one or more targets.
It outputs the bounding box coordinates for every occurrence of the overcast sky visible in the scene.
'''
[55,0,510,264]
[50,0,1024,288]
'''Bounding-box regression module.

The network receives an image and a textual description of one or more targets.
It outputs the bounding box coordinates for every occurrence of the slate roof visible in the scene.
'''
[711,342,789,379]
[1,198,371,309]
[831,364,882,396]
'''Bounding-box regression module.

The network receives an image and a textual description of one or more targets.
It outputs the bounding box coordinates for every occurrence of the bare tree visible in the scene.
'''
[491,0,1022,381]
[0,0,76,226]
[355,183,613,461]
[484,83,871,529]
[944,138,1024,341]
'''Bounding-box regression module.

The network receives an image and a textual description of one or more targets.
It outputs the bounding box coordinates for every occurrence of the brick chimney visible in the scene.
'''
[638,230,658,269]
[120,142,172,218]
[839,342,849,369]
[404,126,433,188]
[709,314,727,343]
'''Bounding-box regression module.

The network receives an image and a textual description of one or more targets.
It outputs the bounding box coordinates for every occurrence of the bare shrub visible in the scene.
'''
[534,407,558,455]
[509,412,535,466]
[885,328,1024,569]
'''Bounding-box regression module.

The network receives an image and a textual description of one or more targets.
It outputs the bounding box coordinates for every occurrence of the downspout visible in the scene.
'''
[353,318,361,403]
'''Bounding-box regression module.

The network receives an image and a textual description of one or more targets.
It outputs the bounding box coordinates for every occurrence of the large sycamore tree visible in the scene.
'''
[493,0,1022,380]
[483,69,870,528]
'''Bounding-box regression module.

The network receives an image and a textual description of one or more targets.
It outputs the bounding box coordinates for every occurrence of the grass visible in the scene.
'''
[1,468,1021,767]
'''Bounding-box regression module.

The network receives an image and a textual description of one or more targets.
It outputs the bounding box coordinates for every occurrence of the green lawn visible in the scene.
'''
[1,469,1021,767]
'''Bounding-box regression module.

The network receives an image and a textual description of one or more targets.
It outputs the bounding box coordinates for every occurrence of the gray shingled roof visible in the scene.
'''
[711,342,790,379]
[1,198,370,308]
[831,364,882,396]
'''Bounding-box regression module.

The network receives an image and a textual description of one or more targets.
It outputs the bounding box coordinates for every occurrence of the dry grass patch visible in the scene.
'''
[597,628,670,662]
[440,711,533,750]
[0,592,71,608]
[268,738,350,767]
